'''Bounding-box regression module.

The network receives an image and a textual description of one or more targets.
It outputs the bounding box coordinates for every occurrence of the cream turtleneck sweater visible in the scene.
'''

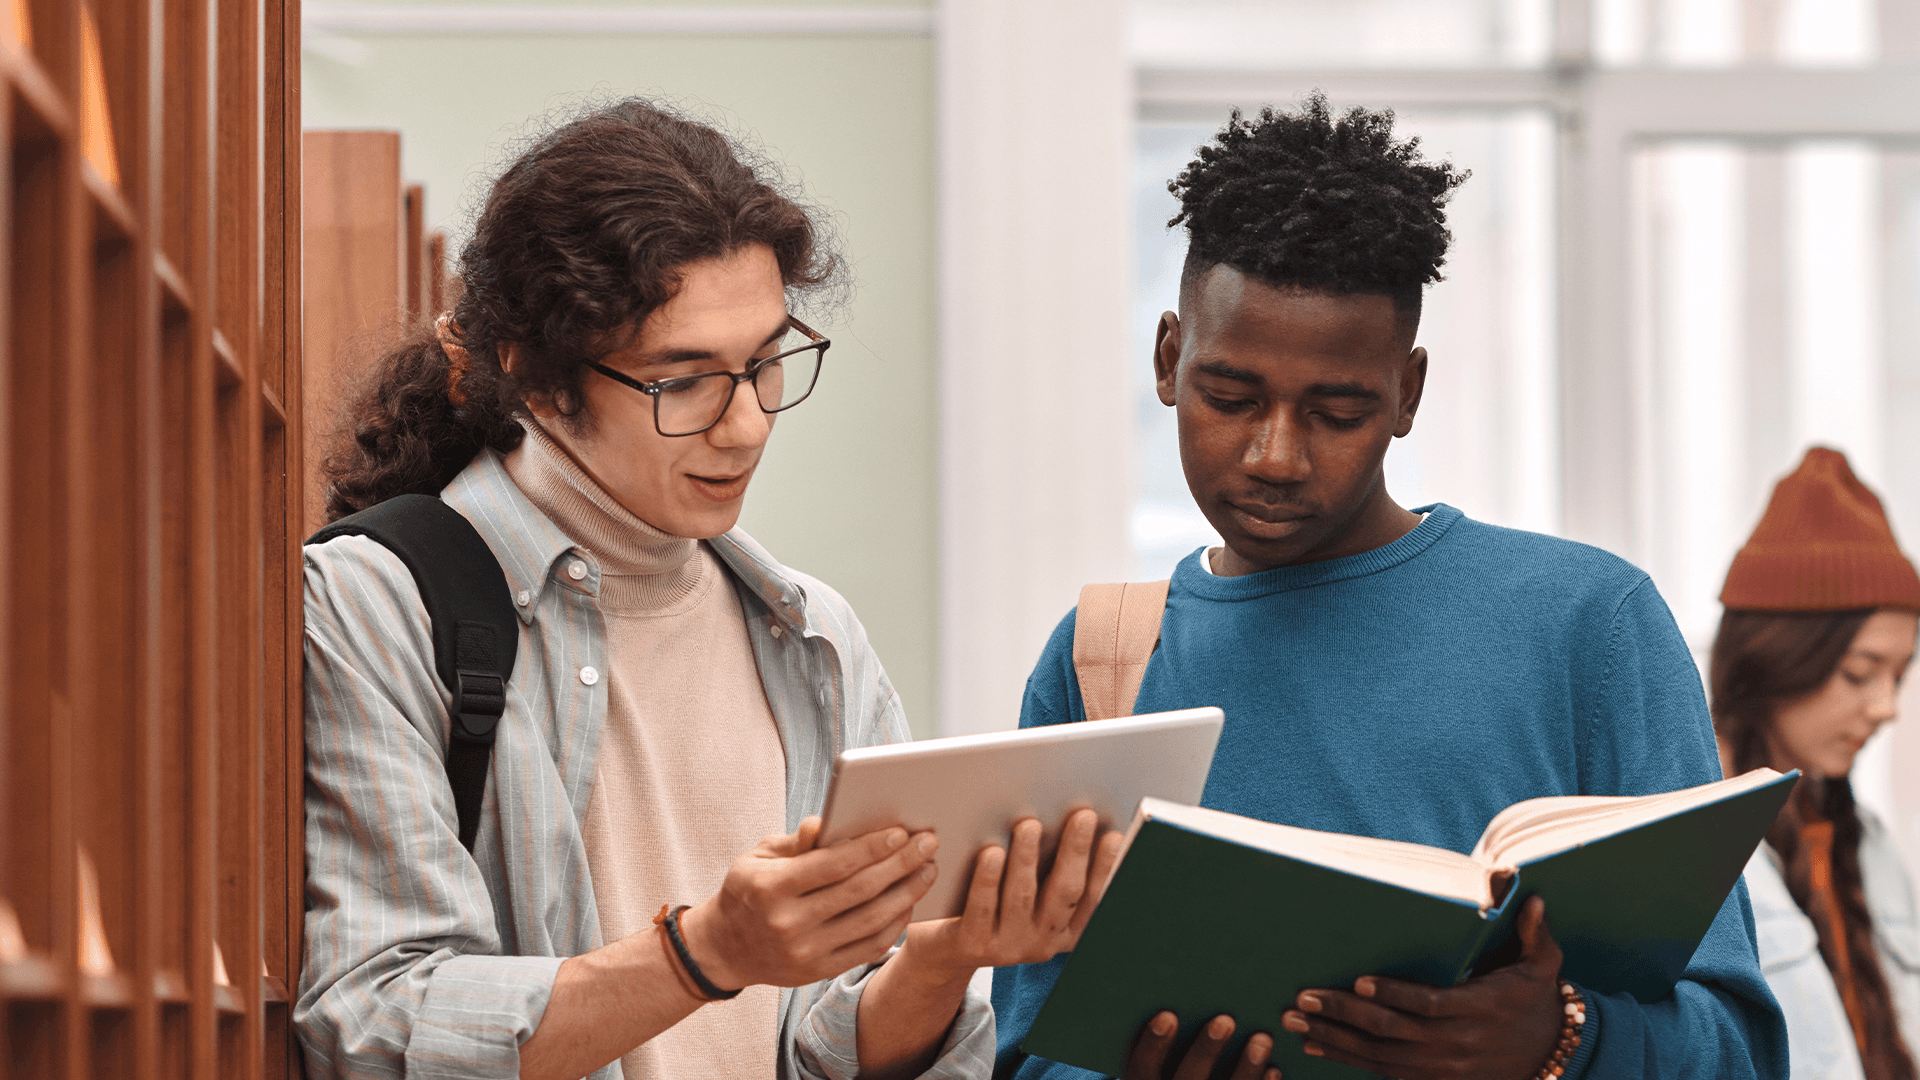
[505,419,786,1079]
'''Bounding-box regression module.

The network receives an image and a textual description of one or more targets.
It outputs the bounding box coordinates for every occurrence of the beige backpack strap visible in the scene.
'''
[1072,579,1171,721]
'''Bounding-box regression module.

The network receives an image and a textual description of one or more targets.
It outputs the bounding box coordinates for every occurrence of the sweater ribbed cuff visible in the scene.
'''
[1558,984,1602,1080]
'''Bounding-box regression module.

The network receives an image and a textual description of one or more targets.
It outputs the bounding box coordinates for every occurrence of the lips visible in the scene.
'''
[1224,500,1312,539]
[688,472,751,503]
[1229,501,1309,525]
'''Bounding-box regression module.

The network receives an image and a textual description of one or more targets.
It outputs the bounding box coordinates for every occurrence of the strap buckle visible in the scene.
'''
[452,669,506,740]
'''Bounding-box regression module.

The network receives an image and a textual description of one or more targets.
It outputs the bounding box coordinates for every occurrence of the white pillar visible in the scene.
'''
[936,0,1135,735]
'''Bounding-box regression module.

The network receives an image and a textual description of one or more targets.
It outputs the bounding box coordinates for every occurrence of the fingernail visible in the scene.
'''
[1297,993,1321,1012]
[888,830,908,850]
[1281,1012,1308,1034]
[1355,977,1376,998]
[920,864,936,882]
[1304,1042,1324,1058]
[1248,1035,1272,1066]
[1151,1013,1175,1037]
[1267,1069,1283,1080]
[1208,1015,1234,1039]
[917,834,937,855]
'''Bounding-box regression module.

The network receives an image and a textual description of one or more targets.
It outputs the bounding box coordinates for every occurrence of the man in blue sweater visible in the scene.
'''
[992,96,1787,1080]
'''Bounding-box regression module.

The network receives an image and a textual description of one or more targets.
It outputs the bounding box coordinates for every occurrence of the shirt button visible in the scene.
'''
[769,622,784,639]
[567,560,588,581]
[579,666,600,686]
[516,590,531,607]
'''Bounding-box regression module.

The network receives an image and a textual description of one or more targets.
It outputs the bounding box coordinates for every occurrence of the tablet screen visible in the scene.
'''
[816,707,1224,921]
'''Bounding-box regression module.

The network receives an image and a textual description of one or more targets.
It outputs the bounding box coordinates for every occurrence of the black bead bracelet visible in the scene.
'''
[657,904,742,1002]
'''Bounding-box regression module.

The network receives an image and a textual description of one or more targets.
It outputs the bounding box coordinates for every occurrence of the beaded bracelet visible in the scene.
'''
[653,904,742,1001]
[1532,980,1586,1080]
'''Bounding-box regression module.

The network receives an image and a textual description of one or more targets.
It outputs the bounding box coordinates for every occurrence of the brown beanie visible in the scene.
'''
[1721,447,1920,612]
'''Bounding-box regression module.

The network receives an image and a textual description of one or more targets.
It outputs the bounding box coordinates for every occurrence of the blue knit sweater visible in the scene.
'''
[992,505,1788,1080]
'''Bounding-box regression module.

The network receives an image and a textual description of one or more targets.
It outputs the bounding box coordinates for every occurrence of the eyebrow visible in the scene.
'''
[641,318,790,367]
[1190,362,1381,401]
[1303,381,1382,402]
[1848,648,1913,665]
[1193,360,1264,385]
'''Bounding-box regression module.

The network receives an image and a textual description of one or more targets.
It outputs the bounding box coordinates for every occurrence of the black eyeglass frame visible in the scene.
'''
[581,315,830,438]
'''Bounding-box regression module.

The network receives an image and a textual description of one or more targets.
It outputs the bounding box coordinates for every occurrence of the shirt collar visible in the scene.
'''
[442,448,586,625]
[708,528,816,638]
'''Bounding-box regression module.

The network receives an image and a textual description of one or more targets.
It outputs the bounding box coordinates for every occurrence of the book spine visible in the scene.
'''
[1453,875,1528,984]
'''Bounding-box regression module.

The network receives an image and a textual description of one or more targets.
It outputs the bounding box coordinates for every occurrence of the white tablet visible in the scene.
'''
[816,707,1225,921]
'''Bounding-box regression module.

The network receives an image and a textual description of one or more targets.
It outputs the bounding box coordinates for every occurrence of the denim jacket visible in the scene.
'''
[1746,802,1920,1079]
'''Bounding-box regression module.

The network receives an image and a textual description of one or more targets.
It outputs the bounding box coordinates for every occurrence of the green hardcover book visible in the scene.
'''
[1022,768,1798,1079]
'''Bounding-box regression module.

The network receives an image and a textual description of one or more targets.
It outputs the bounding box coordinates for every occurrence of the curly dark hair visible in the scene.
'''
[1168,92,1468,327]
[321,98,839,521]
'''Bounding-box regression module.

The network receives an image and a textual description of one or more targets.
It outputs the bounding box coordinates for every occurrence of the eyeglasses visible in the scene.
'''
[582,316,829,438]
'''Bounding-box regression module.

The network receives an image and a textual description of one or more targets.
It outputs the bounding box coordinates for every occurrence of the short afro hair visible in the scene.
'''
[1169,92,1468,329]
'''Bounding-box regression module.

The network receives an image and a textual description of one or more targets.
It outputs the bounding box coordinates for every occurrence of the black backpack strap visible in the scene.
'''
[308,494,519,852]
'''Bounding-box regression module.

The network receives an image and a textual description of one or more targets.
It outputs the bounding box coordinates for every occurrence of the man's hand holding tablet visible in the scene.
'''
[813,708,1226,1078]
[676,816,947,993]
[918,808,1127,966]
[855,807,1126,1079]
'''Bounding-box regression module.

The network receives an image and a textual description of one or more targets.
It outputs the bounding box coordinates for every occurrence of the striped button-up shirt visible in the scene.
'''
[296,448,993,1079]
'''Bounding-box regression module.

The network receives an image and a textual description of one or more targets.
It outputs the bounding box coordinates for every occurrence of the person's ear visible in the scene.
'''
[1153,312,1181,407]
[505,342,560,419]
[1393,346,1427,438]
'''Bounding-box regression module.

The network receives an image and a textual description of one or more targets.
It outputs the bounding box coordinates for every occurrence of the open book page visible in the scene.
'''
[1133,798,1495,910]
[1469,769,1787,869]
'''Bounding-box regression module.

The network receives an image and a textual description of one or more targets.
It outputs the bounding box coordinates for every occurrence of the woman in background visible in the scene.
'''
[1713,447,1920,1080]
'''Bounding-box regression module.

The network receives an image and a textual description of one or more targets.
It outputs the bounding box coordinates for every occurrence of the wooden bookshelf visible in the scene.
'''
[300,130,447,536]
[0,0,304,1077]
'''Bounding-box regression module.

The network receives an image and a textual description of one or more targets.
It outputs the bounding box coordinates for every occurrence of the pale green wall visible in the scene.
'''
[303,18,941,736]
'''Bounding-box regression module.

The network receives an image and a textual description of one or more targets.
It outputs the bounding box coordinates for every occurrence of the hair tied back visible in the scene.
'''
[435,312,473,406]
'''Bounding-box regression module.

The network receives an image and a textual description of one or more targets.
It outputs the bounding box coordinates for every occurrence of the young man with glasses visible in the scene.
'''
[991,96,1788,1080]
[300,100,1108,1080]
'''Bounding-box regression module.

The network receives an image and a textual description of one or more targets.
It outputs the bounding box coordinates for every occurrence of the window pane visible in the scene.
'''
[1130,0,1551,70]
[1595,0,1876,67]
[1786,143,1881,479]
[1633,142,1748,649]
[1631,140,1889,649]
[1779,0,1874,65]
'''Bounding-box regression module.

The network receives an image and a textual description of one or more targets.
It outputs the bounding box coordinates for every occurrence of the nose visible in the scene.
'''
[1242,412,1311,486]
[707,377,771,449]
[1866,673,1900,726]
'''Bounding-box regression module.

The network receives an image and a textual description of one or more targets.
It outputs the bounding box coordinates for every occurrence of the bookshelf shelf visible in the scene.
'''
[0,953,66,1000]
[4,47,73,140]
[81,972,136,1009]
[84,161,135,240]
[152,968,189,1004]
[260,381,287,428]
[212,326,241,387]
[154,249,191,314]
